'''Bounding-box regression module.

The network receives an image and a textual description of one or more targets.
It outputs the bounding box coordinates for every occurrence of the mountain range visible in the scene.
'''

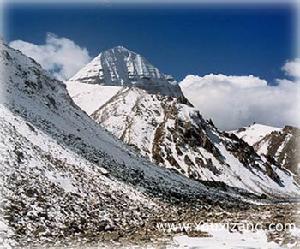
[0,40,263,248]
[1,42,299,247]
[67,46,299,197]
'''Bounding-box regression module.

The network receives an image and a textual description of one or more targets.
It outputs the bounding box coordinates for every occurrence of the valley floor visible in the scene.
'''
[10,203,299,249]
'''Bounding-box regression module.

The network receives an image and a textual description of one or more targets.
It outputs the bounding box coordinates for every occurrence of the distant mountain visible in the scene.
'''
[69,46,182,97]
[233,123,300,182]
[1,42,249,247]
[66,46,299,198]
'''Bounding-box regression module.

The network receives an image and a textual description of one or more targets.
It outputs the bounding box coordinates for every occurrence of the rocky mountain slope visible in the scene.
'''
[233,123,300,181]
[66,46,299,198]
[0,42,256,247]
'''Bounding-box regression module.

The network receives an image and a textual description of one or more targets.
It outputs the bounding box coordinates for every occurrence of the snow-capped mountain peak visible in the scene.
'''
[69,46,183,97]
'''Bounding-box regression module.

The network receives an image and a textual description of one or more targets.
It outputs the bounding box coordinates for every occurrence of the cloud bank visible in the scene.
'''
[9,33,91,80]
[180,60,300,130]
[282,58,300,78]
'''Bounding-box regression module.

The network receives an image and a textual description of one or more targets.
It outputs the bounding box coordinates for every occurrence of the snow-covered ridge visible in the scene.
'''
[233,123,281,146]
[69,46,183,97]
[233,123,300,180]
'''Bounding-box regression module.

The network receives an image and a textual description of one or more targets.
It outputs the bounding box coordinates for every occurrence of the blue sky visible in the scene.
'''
[4,3,297,83]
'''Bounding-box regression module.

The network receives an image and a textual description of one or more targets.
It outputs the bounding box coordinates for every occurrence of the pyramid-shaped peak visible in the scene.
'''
[69,46,182,97]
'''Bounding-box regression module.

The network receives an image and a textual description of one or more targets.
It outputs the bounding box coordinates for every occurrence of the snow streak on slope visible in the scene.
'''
[69,46,182,97]
[1,42,256,247]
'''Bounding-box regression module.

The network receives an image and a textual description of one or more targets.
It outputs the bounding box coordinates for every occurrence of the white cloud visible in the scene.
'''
[282,58,300,78]
[9,33,91,80]
[180,73,299,130]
